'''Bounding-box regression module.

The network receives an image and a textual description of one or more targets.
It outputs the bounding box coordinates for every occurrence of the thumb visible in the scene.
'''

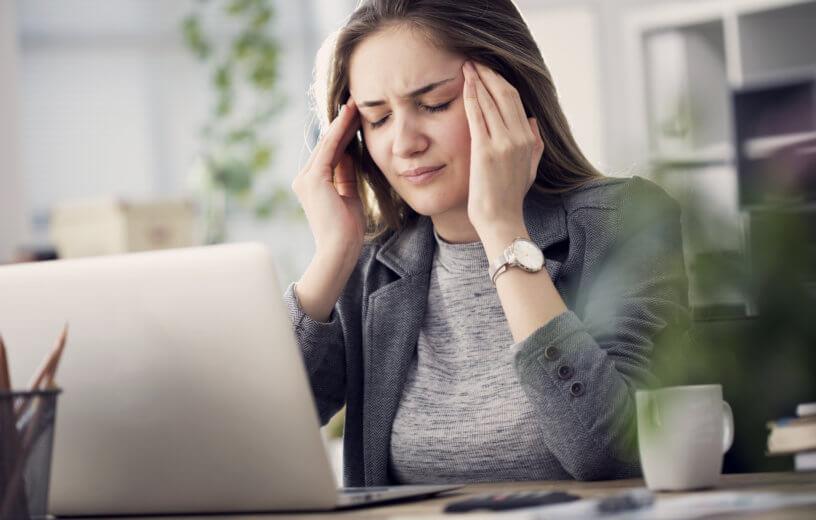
[334,154,359,198]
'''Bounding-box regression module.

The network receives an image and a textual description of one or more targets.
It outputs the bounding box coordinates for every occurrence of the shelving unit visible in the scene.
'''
[734,76,816,207]
[642,19,731,162]
[624,0,816,313]
[737,1,816,85]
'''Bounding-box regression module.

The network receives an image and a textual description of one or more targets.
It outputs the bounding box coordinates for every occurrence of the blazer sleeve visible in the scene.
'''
[510,179,691,480]
[283,282,347,425]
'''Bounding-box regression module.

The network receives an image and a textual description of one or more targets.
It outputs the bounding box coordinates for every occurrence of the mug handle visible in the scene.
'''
[722,401,734,453]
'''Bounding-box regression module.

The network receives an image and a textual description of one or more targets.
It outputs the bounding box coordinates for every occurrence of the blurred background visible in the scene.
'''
[1,0,814,476]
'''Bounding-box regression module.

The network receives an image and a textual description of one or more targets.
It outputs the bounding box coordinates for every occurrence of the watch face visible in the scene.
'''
[513,240,544,271]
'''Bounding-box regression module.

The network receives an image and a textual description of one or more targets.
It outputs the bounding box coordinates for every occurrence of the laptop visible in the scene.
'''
[0,243,460,515]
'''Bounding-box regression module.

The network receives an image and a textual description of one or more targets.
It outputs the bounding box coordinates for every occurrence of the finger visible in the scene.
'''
[473,62,529,137]
[529,117,543,150]
[462,63,489,142]
[334,154,359,199]
[528,117,544,185]
[467,62,506,138]
[315,99,360,169]
[330,98,361,166]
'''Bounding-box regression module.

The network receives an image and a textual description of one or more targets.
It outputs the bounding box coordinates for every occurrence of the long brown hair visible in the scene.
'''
[311,0,602,240]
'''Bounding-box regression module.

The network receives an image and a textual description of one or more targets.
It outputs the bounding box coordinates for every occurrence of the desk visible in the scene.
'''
[71,472,815,520]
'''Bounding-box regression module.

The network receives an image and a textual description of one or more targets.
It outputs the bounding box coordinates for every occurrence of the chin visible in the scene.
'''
[408,204,446,217]
[402,195,463,218]
[388,172,469,218]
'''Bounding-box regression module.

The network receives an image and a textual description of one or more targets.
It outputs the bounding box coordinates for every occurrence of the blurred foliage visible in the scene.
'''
[181,0,300,243]
[326,406,346,439]
[650,154,816,473]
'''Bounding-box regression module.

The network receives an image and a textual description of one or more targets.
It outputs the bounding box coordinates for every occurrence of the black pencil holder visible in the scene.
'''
[0,388,61,520]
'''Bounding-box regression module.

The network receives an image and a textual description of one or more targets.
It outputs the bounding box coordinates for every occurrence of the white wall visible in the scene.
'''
[0,0,25,262]
[12,0,354,282]
[526,5,607,172]
[17,1,217,242]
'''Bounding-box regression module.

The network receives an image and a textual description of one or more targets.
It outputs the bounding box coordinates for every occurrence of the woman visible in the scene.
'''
[287,0,689,486]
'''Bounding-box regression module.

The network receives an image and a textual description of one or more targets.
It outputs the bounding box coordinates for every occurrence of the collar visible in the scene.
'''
[375,194,568,278]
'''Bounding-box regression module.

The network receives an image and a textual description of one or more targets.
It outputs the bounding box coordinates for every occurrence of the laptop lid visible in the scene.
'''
[0,243,340,514]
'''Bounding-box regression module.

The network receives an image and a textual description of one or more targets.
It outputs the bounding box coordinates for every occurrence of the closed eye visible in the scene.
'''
[368,100,454,129]
[370,114,389,129]
[420,100,452,114]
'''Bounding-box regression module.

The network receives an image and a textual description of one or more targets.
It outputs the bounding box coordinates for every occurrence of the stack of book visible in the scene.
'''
[767,402,816,471]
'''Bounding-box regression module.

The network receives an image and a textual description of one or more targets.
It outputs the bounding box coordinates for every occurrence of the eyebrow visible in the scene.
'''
[358,77,456,108]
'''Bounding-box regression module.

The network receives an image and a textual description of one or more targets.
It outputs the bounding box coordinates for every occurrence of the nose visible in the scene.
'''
[391,113,429,158]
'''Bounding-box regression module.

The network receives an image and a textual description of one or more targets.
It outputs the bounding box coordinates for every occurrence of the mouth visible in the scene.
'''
[400,165,445,185]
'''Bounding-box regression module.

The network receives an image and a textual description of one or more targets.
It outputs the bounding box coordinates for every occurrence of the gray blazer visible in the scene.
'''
[284,175,690,486]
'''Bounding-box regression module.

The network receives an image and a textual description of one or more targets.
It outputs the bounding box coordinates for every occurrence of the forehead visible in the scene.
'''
[348,26,462,101]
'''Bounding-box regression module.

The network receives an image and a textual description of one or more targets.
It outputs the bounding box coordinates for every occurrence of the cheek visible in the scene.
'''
[361,131,393,179]
[438,104,472,156]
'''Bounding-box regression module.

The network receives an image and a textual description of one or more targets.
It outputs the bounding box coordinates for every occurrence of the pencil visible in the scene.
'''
[24,323,68,392]
[14,324,68,420]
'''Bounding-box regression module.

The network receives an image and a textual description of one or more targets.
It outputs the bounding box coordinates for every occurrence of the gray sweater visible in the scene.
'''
[390,230,570,483]
[284,176,690,486]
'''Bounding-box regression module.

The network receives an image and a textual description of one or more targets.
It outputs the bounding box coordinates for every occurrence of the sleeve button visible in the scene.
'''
[543,346,561,361]
[557,365,574,380]
[570,381,585,396]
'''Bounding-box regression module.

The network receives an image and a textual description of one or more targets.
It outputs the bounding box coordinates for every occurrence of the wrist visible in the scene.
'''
[314,239,362,267]
[477,217,529,259]
[297,246,360,322]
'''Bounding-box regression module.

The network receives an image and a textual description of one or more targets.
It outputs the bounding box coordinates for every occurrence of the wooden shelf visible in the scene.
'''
[651,142,735,166]
[744,131,816,160]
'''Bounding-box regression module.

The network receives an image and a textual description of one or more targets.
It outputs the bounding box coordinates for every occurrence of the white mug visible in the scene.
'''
[636,384,734,490]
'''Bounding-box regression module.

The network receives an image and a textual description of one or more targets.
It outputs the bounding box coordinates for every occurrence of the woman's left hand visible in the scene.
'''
[462,60,544,238]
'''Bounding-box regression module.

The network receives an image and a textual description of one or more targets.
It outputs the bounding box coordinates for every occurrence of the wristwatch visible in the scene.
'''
[488,237,545,284]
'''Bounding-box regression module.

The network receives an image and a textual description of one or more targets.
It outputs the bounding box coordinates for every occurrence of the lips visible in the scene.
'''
[400,165,445,177]
[399,165,445,185]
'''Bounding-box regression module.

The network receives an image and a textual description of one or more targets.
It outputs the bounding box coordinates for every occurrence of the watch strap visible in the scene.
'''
[488,240,520,285]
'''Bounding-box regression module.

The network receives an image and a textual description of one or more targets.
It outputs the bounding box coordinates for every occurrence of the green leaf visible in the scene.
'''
[227,128,256,143]
[181,15,211,59]
[251,8,272,29]
[251,63,277,90]
[214,64,232,91]
[253,186,296,220]
[226,0,253,15]
[215,93,233,118]
[254,196,274,219]
[251,146,272,170]
[213,160,253,194]
[232,31,265,61]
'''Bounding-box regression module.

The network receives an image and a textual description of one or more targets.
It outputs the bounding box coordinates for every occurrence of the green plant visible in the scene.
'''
[181,0,299,243]
[649,160,816,473]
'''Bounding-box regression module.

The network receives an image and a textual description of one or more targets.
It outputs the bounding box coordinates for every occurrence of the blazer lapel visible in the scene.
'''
[363,272,430,485]
[524,195,569,285]
[363,217,434,485]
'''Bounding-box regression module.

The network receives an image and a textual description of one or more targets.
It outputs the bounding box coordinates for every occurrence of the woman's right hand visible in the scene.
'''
[291,99,365,322]
[292,99,365,261]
